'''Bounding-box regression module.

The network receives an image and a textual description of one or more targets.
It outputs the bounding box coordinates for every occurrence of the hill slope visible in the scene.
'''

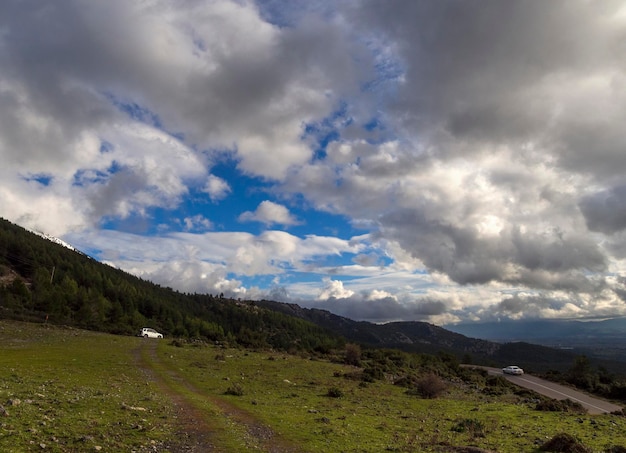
[0,217,615,374]
[0,217,343,352]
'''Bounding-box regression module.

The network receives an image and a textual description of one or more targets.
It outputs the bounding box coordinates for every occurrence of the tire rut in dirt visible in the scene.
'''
[135,341,303,453]
[134,341,218,452]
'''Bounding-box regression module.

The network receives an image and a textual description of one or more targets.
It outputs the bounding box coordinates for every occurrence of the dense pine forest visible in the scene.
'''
[0,218,343,352]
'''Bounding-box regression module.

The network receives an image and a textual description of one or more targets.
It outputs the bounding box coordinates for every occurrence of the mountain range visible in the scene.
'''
[253,299,613,373]
[449,319,626,363]
[1,216,624,374]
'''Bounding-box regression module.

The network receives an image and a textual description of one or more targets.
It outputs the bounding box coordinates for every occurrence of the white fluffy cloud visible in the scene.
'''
[319,278,354,300]
[239,201,301,226]
[3,0,626,325]
[66,228,365,293]
[203,175,231,202]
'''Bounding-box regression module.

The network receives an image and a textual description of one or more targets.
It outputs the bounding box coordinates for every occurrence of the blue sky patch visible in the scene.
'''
[23,173,53,186]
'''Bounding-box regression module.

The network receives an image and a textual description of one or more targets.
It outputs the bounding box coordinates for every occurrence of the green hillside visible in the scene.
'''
[0,217,342,352]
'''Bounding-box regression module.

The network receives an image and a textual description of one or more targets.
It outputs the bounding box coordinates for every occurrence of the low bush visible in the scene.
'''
[538,433,591,452]
[414,372,447,399]
[451,418,485,438]
[535,398,586,414]
[363,365,385,382]
[224,382,244,396]
[326,386,344,398]
[482,375,514,396]
[170,339,185,348]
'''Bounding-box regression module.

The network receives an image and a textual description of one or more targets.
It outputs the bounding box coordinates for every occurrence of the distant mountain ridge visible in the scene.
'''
[449,319,626,363]
[254,300,593,373]
[449,318,626,342]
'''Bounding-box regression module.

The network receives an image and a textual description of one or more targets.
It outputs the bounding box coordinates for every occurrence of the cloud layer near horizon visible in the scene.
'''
[2,0,626,325]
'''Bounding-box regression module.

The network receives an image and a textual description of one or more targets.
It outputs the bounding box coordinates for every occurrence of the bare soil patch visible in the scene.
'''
[135,341,301,452]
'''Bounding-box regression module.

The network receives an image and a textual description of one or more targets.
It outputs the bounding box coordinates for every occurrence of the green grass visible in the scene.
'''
[157,342,626,453]
[0,321,174,452]
[2,320,626,452]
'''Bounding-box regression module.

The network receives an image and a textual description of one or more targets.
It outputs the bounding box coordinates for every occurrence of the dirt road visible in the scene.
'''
[135,340,301,452]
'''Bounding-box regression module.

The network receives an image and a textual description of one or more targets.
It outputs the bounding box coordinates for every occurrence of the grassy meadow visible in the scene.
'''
[0,321,174,452]
[157,341,626,452]
[2,320,626,452]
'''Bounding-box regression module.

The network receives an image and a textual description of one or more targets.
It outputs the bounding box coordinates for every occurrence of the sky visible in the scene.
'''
[2,0,626,326]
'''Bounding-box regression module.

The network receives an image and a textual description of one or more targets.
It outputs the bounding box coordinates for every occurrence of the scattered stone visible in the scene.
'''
[121,402,147,411]
[442,447,497,453]
[7,399,21,406]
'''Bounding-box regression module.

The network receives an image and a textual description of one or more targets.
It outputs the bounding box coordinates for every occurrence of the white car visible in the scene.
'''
[139,327,163,339]
[502,365,524,375]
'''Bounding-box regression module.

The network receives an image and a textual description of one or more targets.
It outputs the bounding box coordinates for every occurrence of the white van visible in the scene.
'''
[139,327,163,339]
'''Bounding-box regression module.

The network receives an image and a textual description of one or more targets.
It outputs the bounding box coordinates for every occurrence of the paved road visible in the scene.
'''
[468,366,623,415]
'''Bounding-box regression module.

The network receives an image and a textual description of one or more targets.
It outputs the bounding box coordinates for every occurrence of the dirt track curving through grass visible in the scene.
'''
[135,340,302,452]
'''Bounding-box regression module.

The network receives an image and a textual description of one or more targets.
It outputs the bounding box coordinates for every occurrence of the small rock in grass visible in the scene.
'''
[121,402,146,411]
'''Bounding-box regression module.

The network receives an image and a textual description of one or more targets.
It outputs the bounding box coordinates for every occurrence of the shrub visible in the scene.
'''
[224,383,244,396]
[414,372,447,399]
[344,343,362,366]
[326,387,344,398]
[363,365,385,382]
[450,418,485,437]
[535,398,586,414]
[482,375,514,396]
[170,339,184,348]
[538,433,591,452]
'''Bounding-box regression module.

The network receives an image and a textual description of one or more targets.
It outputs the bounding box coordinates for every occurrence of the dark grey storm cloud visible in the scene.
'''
[351,0,625,148]
[314,295,448,323]
[580,185,626,235]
